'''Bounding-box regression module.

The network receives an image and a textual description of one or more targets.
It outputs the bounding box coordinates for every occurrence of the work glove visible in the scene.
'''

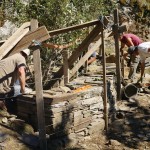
[137,77,143,83]
[24,87,33,94]
[127,58,131,67]
[32,40,42,46]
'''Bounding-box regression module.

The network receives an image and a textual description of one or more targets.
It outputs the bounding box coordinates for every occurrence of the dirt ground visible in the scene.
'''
[75,92,150,150]
[68,64,150,150]
[0,93,150,150]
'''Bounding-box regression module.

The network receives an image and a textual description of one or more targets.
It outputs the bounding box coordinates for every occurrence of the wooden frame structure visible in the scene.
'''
[0,9,126,150]
[45,17,109,89]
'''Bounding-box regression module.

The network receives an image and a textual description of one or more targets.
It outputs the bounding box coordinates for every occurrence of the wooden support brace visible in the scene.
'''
[31,19,47,150]
[49,19,101,36]
[8,26,50,56]
[113,9,121,101]
[101,22,108,132]
[63,50,69,85]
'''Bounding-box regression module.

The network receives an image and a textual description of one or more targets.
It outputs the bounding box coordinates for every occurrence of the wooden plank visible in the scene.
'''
[33,47,47,150]
[63,50,69,85]
[119,25,127,78]
[49,19,100,36]
[16,91,78,105]
[101,23,108,132]
[32,20,47,150]
[113,9,121,101]
[0,22,30,60]
[8,26,50,56]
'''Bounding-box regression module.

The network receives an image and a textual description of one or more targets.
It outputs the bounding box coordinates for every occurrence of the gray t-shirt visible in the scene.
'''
[0,53,26,94]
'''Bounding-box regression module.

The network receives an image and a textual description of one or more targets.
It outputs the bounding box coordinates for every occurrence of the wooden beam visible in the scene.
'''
[7,26,50,57]
[49,19,100,36]
[101,23,108,132]
[113,9,121,101]
[63,50,69,85]
[31,19,47,150]
[119,25,127,78]
[68,24,103,67]
[0,22,30,60]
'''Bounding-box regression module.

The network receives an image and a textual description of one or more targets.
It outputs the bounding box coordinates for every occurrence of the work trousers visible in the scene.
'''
[128,55,140,80]
[0,80,21,99]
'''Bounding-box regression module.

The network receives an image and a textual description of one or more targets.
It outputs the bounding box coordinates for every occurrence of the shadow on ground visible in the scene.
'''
[108,96,150,149]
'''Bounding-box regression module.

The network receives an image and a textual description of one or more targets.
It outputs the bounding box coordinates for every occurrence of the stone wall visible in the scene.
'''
[16,75,116,149]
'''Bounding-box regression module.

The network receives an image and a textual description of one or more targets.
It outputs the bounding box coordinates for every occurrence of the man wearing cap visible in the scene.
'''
[0,49,30,102]
[128,42,150,82]
[119,33,143,81]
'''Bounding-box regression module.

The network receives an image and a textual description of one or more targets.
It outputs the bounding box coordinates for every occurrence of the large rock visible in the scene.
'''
[0,20,17,40]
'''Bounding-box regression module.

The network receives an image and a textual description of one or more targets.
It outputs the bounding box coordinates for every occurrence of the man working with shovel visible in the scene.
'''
[128,42,150,83]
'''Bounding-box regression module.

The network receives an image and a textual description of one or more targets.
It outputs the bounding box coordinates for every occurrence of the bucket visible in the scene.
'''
[124,84,138,98]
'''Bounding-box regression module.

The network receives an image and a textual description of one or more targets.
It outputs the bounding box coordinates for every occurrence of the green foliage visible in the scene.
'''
[1,0,116,29]
[1,0,116,88]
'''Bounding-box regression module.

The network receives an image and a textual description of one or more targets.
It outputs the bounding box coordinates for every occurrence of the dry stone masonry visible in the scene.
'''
[16,74,116,149]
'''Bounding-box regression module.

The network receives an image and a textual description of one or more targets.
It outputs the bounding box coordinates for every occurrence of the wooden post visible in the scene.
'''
[31,19,47,150]
[118,25,127,78]
[85,60,88,73]
[84,50,88,73]
[113,9,121,101]
[63,49,69,85]
[101,21,108,132]
[76,57,79,77]
[99,42,102,57]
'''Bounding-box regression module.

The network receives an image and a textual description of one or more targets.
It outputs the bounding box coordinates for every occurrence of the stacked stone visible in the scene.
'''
[48,86,104,137]
[16,75,116,149]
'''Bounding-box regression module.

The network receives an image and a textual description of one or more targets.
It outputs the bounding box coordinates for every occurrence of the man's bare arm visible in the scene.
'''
[120,42,125,52]
[87,57,96,65]
[18,66,26,94]
[126,37,134,47]
[42,42,73,49]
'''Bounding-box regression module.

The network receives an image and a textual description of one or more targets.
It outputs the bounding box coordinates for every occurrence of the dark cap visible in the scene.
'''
[128,46,137,54]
